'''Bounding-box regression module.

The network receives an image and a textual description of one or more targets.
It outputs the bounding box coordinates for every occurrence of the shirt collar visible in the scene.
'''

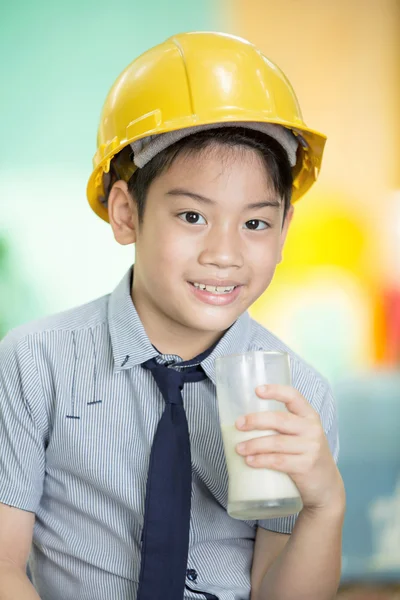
[108,266,252,383]
[200,311,251,385]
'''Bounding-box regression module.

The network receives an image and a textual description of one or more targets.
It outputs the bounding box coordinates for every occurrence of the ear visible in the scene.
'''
[277,204,294,264]
[108,180,138,245]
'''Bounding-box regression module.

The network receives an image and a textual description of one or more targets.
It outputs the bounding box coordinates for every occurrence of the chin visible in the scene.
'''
[181,312,240,335]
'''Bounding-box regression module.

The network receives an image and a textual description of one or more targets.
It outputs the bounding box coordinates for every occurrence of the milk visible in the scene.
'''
[221,424,303,520]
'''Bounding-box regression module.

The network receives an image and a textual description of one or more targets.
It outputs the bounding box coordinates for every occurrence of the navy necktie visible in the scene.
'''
[137,351,209,600]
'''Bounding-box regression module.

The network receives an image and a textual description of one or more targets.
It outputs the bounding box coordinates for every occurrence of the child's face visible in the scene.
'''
[112,145,293,342]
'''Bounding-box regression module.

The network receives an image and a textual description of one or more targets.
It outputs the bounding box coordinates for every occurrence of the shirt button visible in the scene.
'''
[186,568,198,583]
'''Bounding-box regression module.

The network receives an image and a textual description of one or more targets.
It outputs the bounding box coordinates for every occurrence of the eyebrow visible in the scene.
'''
[166,188,282,210]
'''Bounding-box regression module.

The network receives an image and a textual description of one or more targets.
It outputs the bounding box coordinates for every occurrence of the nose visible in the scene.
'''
[198,225,244,270]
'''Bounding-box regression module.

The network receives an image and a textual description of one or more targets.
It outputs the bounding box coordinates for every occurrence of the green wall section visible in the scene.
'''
[0,1,218,334]
[1,1,217,170]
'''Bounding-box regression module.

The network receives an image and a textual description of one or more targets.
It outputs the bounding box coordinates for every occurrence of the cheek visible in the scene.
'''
[247,236,281,271]
[144,222,197,268]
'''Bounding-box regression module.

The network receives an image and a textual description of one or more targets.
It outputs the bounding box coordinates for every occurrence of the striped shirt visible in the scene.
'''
[0,267,338,600]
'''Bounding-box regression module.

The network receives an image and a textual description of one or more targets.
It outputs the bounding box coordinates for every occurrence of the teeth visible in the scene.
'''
[193,283,236,294]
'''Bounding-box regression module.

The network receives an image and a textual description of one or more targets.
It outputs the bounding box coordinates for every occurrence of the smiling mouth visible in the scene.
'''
[189,282,238,295]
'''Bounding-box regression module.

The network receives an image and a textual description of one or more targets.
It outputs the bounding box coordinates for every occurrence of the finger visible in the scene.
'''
[255,384,315,418]
[236,434,311,456]
[236,410,305,435]
[245,452,314,474]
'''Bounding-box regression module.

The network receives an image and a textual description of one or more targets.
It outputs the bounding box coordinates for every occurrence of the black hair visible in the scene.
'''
[125,126,293,224]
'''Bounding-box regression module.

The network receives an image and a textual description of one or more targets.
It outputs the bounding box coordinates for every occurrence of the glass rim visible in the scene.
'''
[215,350,289,365]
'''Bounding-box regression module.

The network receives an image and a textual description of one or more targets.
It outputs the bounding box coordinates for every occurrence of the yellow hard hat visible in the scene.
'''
[87,31,326,223]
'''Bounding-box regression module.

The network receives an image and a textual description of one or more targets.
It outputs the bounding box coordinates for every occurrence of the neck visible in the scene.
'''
[131,285,224,361]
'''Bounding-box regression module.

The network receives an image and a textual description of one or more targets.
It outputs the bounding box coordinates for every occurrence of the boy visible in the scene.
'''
[0,32,345,600]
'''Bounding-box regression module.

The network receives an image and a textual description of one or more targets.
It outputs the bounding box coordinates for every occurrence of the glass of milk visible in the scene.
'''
[215,351,303,520]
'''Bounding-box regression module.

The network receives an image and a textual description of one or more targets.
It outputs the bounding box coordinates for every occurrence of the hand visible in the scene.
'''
[235,384,345,513]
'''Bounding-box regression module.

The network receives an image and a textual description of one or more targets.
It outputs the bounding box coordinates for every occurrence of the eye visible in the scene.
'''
[178,212,206,225]
[244,219,270,231]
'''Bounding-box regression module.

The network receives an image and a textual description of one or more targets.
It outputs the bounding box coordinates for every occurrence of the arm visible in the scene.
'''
[250,529,290,595]
[0,333,47,599]
[0,504,40,599]
[251,501,344,600]
[237,382,344,600]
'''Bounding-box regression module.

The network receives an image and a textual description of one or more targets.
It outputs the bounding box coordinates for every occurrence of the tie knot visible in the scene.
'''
[142,358,207,405]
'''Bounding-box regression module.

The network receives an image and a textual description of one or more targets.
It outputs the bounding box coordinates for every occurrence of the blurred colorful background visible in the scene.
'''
[1,1,400,597]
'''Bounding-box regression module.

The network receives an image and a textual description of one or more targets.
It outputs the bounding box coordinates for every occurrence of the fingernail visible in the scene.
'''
[258,385,269,393]
[247,455,255,463]
[236,416,246,429]
[237,442,245,453]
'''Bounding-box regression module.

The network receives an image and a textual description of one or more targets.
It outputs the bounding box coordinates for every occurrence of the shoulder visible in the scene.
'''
[248,318,327,385]
[248,318,335,427]
[1,293,110,357]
